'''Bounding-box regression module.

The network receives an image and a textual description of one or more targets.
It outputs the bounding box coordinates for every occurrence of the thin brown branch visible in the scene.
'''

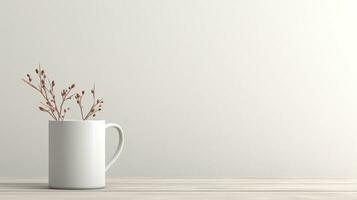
[75,85,103,120]
[58,84,75,120]
[35,69,58,120]
[23,65,103,121]
[22,79,40,92]
[40,102,57,119]
[22,65,76,121]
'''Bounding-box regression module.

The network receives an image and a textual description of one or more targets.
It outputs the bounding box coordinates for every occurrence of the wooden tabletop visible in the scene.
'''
[1,178,357,199]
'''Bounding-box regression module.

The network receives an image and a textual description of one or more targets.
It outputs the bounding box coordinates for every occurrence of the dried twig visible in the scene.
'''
[22,65,75,121]
[75,85,103,120]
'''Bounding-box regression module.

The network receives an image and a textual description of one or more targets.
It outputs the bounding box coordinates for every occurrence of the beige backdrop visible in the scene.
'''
[1,0,357,177]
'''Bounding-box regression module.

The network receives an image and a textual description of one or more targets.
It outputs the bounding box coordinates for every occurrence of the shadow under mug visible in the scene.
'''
[48,120,124,189]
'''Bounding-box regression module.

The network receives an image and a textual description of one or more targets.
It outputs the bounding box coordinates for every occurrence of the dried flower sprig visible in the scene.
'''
[75,85,103,120]
[22,65,75,121]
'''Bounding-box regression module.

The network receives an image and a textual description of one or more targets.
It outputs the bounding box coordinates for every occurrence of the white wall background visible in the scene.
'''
[1,0,357,177]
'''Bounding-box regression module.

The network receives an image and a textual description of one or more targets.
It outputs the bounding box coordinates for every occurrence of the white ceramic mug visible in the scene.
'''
[49,120,124,189]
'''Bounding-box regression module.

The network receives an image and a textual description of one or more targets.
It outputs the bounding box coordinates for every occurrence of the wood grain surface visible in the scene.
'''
[1,178,357,199]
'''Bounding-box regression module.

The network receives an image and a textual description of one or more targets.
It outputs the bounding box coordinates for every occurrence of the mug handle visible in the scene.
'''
[105,123,124,172]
